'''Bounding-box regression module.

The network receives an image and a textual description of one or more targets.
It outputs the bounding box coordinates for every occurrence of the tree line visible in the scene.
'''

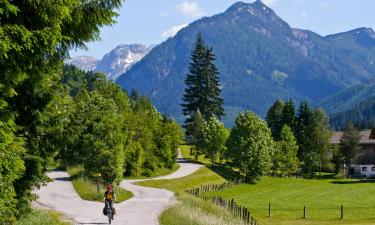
[182,34,333,183]
[60,66,183,182]
[0,1,182,223]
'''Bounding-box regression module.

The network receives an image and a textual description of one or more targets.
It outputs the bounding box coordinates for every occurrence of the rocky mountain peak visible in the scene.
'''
[66,44,153,81]
[225,1,290,33]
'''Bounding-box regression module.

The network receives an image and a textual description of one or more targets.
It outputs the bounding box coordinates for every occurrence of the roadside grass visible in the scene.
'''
[139,163,245,225]
[16,209,71,225]
[204,176,375,225]
[138,167,225,193]
[124,164,180,180]
[160,193,245,225]
[66,165,133,202]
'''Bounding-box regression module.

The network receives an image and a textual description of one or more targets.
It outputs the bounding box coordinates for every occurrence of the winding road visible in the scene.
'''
[34,151,202,225]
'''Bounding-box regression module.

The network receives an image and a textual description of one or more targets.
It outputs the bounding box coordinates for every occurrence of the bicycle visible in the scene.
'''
[105,201,114,224]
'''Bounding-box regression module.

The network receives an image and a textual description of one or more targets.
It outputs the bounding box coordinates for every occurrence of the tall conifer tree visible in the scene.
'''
[296,101,313,159]
[281,99,297,131]
[266,100,285,140]
[182,33,224,134]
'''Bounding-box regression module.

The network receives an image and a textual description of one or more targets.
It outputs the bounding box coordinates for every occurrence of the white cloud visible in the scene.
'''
[262,0,278,6]
[162,24,188,38]
[176,1,204,18]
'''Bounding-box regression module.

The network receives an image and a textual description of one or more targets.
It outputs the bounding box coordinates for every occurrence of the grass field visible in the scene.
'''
[66,165,133,202]
[16,209,71,225]
[180,144,212,165]
[205,177,375,225]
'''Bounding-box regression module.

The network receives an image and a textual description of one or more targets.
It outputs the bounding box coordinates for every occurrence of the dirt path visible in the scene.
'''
[34,151,202,225]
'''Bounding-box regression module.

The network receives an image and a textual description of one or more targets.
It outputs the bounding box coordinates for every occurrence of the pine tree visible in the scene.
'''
[182,33,224,135]
[296,101,313,159]
[266,100,285,140]
[339,123,361,177]
[302,109,332,176]
[281,99,296,131]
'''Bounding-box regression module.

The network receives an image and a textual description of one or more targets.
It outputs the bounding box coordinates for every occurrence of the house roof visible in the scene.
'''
[331,130,375,145]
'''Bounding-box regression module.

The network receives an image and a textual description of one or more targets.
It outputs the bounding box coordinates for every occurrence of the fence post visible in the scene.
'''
[341,205,344,219]
[268,202,271,217]
[303,206,306,219]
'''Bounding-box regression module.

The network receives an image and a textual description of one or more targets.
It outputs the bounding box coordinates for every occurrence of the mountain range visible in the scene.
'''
[67,44,153,80]
[115,1,375,125]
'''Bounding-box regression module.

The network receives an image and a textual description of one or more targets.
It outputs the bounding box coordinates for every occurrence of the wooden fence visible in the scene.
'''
[186,182,259,225]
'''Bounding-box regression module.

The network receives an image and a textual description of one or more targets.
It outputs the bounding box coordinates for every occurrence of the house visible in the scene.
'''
[330,128,375,178]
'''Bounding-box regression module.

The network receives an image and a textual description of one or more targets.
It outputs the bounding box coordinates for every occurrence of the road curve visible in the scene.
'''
[34,151,202,225]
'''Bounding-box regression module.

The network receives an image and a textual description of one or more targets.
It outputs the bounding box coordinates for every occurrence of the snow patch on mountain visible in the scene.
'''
[67,44,153,81]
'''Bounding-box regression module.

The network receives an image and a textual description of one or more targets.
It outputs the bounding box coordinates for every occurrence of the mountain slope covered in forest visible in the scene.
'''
[117,1,375,124]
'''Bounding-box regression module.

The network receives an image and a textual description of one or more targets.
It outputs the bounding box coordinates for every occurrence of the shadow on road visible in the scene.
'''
[54,176,72,181]
[77,223,108,225]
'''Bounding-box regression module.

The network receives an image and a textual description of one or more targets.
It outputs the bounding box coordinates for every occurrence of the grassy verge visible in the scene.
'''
[124,163,180,180]
[138,167,226,193]
[205,177,375,225]
[16,209,71,225]
[139,163,244,225]
[66,165,133,202]
[160,193,245,225]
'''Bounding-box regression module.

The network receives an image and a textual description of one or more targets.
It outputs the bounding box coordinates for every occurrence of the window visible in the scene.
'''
[372,167,375,171]
[362,167,368,172]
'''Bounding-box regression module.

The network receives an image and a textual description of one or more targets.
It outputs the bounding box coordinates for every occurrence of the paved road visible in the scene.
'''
[34,151,202,225]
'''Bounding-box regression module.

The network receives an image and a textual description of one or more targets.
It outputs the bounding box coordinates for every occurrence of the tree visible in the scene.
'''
[0,0,122,215]
[296,101,313,160]
[199,117,229,163]
[280,99,296,131]
[331,145,344,174]
[190,110,205,160]
[226,112,274,183]
[82,92,126,184]
[182,33,224,135]
[0,121,25,223]
[273,125,299,176]
[339,123,361,177]
[302,109,332,176]
[266,100,285,140]
[154,117,184,168]
[124,142,144,177]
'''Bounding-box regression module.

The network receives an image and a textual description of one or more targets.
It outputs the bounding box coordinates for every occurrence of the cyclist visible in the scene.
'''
[104,184,116,219]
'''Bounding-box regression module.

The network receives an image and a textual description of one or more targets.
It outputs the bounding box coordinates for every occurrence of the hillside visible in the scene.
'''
[117,1,375,125]
[330,96,375,129]
[316,83,375,115]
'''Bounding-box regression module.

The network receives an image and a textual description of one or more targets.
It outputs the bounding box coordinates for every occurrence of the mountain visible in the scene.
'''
[330,96,375,130]
[66,56,99,72]
[316,83,375,115]
[95,44,153,80]
[117,1,375,125]
[67,44,153,80]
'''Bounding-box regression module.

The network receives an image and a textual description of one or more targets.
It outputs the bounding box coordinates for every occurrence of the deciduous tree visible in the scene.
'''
[226,112,274,183]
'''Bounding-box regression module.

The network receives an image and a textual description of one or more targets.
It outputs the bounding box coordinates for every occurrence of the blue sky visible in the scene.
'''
[70,0,375,59]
